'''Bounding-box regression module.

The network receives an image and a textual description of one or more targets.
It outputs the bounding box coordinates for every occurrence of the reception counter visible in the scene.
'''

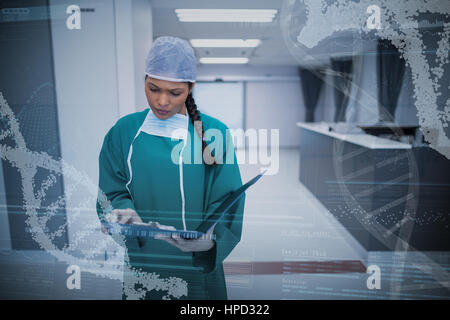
[297,122,412,150]
[297,122,450,251]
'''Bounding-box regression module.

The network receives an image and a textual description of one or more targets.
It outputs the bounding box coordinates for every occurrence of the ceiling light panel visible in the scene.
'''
[175,9,277,23]
[190,39,261,48]
[199,57,249,64]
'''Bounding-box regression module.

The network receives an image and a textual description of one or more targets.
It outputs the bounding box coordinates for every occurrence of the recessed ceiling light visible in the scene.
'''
[175,9,277,23]
[200,57,249,64]
[190,39,261,48]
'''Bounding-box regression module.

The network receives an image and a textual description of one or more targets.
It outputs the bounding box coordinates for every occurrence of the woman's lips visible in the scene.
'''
[155,108,169,116]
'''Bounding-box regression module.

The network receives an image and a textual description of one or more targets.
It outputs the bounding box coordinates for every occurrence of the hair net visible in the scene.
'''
[145,36,197,83]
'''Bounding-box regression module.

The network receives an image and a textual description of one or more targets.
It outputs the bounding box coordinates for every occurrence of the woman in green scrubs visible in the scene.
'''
[96,36,245,300]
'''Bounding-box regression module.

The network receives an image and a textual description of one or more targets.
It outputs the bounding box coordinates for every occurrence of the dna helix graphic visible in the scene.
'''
[0,91,188,300]
[280,0,450,296]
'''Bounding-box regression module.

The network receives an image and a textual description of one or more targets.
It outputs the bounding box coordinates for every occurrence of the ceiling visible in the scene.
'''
[150,0,300,66]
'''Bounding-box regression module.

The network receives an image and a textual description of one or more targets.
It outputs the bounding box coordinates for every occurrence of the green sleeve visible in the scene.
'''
[192,129,245,273]
[96,124,145,249]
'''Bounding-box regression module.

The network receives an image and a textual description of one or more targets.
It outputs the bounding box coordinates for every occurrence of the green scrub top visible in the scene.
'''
[96,108,245,300]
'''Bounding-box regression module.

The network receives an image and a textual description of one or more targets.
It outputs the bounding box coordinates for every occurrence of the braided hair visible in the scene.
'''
[185,83,217,166]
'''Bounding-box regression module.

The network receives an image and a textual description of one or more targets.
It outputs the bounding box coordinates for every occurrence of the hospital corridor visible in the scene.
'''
[0,0,449,301]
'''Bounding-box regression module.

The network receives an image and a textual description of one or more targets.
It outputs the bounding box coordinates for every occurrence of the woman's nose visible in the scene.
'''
[158,93,170,106]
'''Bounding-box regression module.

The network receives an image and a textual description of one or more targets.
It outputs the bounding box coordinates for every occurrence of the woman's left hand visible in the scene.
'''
[155,225,216,252]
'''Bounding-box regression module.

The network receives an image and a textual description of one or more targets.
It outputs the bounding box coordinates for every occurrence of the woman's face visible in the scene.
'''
[145,77,193,120]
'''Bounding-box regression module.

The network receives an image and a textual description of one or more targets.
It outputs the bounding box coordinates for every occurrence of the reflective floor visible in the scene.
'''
[0,148,448,299]
[226,148,450,299]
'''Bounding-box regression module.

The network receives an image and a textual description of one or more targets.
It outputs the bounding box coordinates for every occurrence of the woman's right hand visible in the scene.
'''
[101,208,143,234]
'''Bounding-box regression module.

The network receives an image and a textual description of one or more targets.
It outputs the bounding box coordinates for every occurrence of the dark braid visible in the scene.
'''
[185,91,217,166]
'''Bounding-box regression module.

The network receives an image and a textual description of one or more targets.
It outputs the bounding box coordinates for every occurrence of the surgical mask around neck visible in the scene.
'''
[140,108,189,140]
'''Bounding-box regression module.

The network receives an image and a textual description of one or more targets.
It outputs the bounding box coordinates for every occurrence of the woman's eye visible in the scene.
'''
[171,92,181,96]
[149,88,158,93]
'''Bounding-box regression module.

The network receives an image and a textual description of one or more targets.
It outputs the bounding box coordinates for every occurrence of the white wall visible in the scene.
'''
[245,81,304,148]
[50,0,121,248]
[49,0,153,293]
[115,0,138,117]
[132,0,153,112]
[197,65,305,148]
[113,0,153,116]
[194,82,244,130]
[50,0,124,179]
[197,64,299,82]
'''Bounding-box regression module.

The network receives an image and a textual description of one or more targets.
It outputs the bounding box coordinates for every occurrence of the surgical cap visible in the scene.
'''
[145,36,197,83]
